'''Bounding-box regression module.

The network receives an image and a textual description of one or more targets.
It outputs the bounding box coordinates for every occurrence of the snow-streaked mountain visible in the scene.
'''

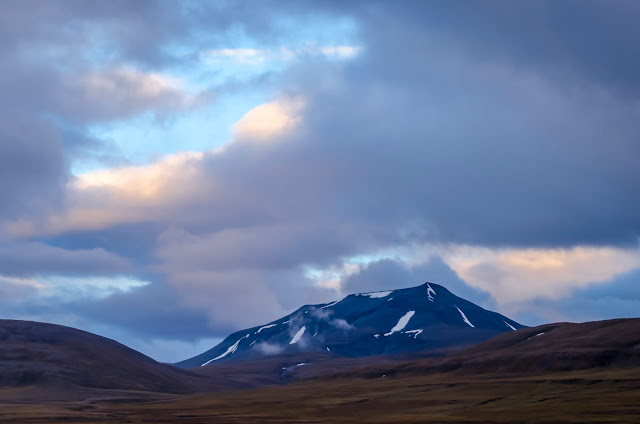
[175,283,525,368]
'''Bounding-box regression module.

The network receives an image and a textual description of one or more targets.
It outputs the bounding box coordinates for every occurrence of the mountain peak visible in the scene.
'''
[176,282,524,369]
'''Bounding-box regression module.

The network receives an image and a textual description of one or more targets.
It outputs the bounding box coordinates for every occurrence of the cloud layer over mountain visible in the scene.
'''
[1,0,639,361]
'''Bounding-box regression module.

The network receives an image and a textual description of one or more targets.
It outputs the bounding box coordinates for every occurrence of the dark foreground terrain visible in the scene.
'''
[0,319,638,423]
[1,367,638,423]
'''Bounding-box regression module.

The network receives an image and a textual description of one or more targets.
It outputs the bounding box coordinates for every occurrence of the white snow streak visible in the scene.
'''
[455,306,475,328]
[255,324,277,334]
[201,334,249,366]
[289,326,306,344]
[524,332,546,341]
[320,298,343,309]
[326,347,331,352]
[405,329,423,339]
[373,334,380,338]
[504,321,517,331]
[384,311,416,336]
[427,284,436,302]
[359,291,392,298]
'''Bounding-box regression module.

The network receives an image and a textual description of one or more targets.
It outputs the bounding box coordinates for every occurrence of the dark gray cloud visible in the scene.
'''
[331,1,640,97]
[296,2,640,247]
[0,113,67,222]
[69,281,213,341]
[0,242,130,277]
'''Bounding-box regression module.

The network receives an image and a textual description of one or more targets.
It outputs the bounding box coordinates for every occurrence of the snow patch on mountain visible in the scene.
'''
[289,326,306,344]
[359,290,392,298]
[384,311,416,336]
[320,298,343,309]
[427,283,436,302]
[256,324,277,334]
[405,329,423,339]
[504,321,517,331]
[455,306,475,328]
[202,334,249,365]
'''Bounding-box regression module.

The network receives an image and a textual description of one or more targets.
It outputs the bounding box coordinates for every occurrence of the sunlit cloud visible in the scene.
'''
[39,275,150,300]
[305,262,360,293]
[4,95,306,238]
[0,274,149,301]
[0,275,47,291]
[5,151,206,237]
[75,151,205,200]
[232,96,305,141]
[442,245,640,304]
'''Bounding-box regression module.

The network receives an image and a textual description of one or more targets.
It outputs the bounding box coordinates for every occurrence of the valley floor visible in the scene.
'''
[1,367,639,423]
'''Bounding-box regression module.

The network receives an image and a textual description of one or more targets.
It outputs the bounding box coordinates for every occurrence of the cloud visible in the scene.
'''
[232,97,305,141]
[254,342,285,355]
[0,242,131,277]
[444,246,640,304]
[2,1,640,359]
[13,2,640,249]
[201,45,362,65]
[510,267,640,325]
[4,152,206,237]
[0,275,45,300]
[330,318,353,330]
[308,306,353,330]
[0,114,66,222]
[61,67,212,123]
[68,280,216,340]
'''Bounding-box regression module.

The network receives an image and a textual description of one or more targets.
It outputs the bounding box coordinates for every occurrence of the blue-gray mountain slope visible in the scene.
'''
[176,283,525,369]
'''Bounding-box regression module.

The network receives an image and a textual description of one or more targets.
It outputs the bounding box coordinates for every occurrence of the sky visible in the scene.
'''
[1,0,639,362]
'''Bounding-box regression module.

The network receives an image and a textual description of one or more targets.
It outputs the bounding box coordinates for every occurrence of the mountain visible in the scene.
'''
[0,319,226,396]
[176,282,525,368]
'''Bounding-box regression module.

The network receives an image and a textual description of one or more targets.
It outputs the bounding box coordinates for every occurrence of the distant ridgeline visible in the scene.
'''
[175,283,525,369]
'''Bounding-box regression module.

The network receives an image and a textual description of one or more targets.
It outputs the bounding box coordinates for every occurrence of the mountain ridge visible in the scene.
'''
[176,282,525,368]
